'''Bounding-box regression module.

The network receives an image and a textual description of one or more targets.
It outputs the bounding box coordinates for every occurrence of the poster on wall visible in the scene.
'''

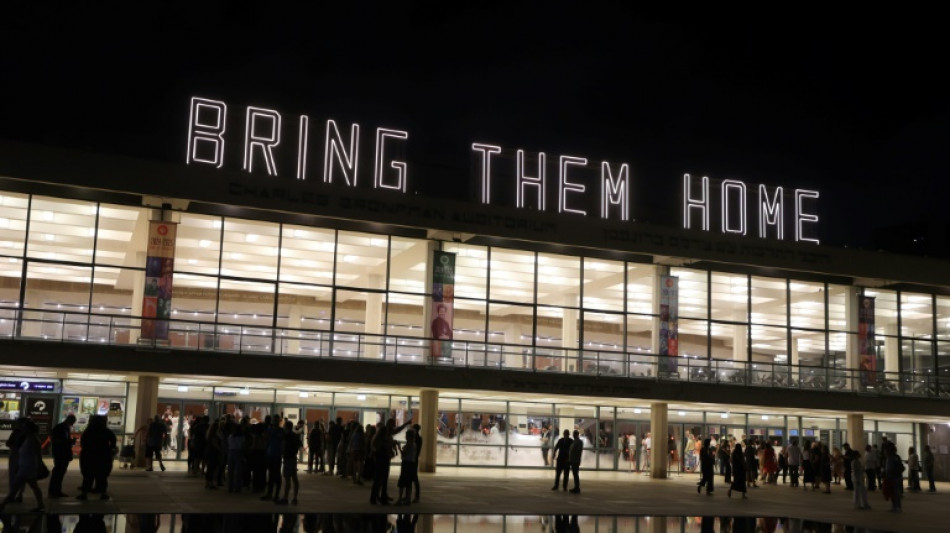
[659,275,679,373]
[141,220,177,342]
[858,296,877,387]
[61,396,79,416]
[106,399,124,431]
[25,396,53,446]
[430,250,456,361]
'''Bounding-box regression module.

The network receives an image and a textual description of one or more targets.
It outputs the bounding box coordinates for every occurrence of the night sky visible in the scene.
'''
[2,4,948,250]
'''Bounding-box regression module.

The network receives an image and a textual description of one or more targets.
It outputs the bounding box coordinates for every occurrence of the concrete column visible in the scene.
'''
[884,325,899,376]
[650,402,668,479]
[733,325,748,361]
[562,294,578,372]
[791,337,800,385]
[417,515,434,533]
[557,406,575,438]
[129,252,146,345]
[419,389,439,473]
[847,413,865,456]
[133,375,159,467]
[364,275,383,359]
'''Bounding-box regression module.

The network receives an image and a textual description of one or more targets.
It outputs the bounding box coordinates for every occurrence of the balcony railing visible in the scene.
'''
[2,308,948,400]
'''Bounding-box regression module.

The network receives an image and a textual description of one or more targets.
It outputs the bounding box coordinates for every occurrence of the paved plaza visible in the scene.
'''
[0,462,945,533]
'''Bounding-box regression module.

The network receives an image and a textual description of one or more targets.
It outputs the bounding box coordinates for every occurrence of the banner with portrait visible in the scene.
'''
[659,275,679,373]
[430,251,456,360]
[858,296,877,386]
[141,221,177,342]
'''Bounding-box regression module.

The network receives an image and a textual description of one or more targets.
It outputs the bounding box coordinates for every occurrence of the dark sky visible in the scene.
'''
[2,4,948,249]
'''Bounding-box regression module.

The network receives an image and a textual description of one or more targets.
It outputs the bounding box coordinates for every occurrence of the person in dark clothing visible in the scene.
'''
[410,423,422,502]
[728,442,747,499]
[190,416,209,475]
[262,416,284,501]
[77,415,116,501]
[49,413,76,498]
[0,418,44,512]
[369,420,395,505]
[568,430,584,493]
[277,421,301,505]
[326,418,343,475]
[204,420,223,489]
[550,429,573,491]
[697,438,714,495]
[145,415,166,472]
[842,443,854,490]
[4,417,28,503]
[307,421,325,473]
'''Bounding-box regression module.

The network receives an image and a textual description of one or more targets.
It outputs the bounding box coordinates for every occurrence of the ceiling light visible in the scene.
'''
[177,385,189,392]
[357,394,367,401]
[239,388,250,396]
[199,240,210,248]
[245,233,258,243]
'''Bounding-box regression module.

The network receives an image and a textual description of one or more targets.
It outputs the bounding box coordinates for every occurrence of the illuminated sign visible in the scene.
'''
[0,380,57,392]
[186,96,819,244]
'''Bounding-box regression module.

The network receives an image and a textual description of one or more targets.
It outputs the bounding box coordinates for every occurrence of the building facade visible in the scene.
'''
[0,100,948,479]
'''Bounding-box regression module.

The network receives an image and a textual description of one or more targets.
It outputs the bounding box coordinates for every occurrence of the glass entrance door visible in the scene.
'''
[157,399,211,460]
[615,420,650,472]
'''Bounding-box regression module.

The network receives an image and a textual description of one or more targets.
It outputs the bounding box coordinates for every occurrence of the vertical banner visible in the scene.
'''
[858,296,876,386]
[142,221,177,342]
[430,251,456,360]
[659,275,679,373]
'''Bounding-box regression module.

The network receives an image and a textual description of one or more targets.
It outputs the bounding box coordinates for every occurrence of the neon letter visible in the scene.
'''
[243,106,281,176]
[472,143,502,204]
[721,179,747,235]
[516,149,546,210]
[323,120,359,186]
[758,184,784,239]
[795,189,820,244]
[558,156,588,215]
[374,128,409,192]
[186,97,227,168]
[683,174,710,231]
[600,162,630,221]
[296,115,309,180]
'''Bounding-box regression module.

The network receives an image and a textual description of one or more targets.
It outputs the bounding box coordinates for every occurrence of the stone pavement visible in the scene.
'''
[0,461,945,533]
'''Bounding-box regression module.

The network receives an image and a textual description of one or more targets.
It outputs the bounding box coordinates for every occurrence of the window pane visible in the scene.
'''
[793,329,826,366]
[95,204,146,267]
[388,237,427,294]
[176,214,222,276]
[537,253,579,307]
[626,314,654,354]
[671,267,705,319]
[0,192,29,256]
[489,247,534,304]
[937,296,950,341]
[90,266,134,344]
[582,312,623,356]
[791,281,826,330]
[751,325,787,363]
[710,272,748,323]
[218,279,275,353]
[277,283,331,356]
[867,289,898,335]
[901,292,933,339]
[751,276,786,326]
[333,289,386,334]
[678,318,708,359]
[27,196,97,262]
[583,258,624,312]
[221,218,279,280]
[334,231,388,290]
[279,225,335,284]
[442,243,487,300]
[386,293,424,338]
[22,263,92,341]
[827,284,850,332]
[711,322,745,361]
[0,258,22,309]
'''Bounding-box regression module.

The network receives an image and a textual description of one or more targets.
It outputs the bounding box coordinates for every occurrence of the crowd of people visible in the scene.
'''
[692,434,937,513]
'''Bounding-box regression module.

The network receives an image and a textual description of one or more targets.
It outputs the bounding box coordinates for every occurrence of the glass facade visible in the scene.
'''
[0,191,948,398]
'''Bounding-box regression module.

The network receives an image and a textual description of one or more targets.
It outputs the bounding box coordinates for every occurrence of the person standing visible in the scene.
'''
[410,423,422,502]
[883,443,904,512]
[307,421,325,474]
[262,416,284,502]
[906,446,921,492]
[145,415,167,472]
[48,414,76,498]
[728,442,747,499]
[4,418,28,503]
[864,444,879,491]
[851,448,870,509]
[922,444,936,492]
[696,439,714,495]
[369,421,395,505]
[277,420,301,505]
[77,415,116,501]
[550,429,573,491]
[568,430,584,493]
[326,418,343,476]
[842,443,854,491]
[540,424,552,466]
[0,419,45,512]
[396,428,418,505]
[786,438,802,488]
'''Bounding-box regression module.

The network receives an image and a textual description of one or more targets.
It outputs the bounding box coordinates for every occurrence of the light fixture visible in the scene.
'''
[239,388,250,396]
[678,411,685,416]
[298,391,309,398]
[761,415,769,421]
[633,408,642,414]
[177,385,189,392]
[721,412,729,419]
[357,394,367,401]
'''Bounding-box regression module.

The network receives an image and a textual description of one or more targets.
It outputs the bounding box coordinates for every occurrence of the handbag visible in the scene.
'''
[36,459,50,480]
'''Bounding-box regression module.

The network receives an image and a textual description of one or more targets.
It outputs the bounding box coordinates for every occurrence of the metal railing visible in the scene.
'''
[2,309,948,400]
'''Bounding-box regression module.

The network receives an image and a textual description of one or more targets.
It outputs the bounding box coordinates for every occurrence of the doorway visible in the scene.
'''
[614,420,650,472]
[156,399,211,461]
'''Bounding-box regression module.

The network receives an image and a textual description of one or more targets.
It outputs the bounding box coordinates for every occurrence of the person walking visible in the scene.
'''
[4,418,28,504]
[277,420,301,505]
[550,429,573,491]
[145,415,167,472]
[307,421,325,474]
[851,448,870,509]
[922,445,936,492]
[864,444,879,491]
[0,419,45,512]
[48,413,76,498]
[568,430,584,493]
[728,442,747,499]
[77,415,116,501]
[697,438,714,495]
